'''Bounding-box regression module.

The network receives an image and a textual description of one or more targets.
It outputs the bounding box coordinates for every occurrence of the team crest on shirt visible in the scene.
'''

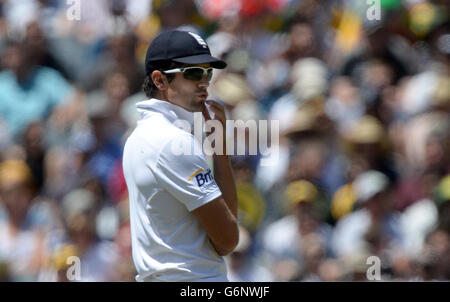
[188,168,214,187]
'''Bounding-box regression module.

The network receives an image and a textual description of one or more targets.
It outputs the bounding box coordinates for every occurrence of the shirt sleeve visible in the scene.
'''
[153,132,222,212]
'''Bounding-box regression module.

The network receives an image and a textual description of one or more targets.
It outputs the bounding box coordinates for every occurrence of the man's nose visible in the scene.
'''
[197,77,209,89]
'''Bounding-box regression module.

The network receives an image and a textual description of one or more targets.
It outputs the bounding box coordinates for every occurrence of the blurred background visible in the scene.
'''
[0,0,448,282]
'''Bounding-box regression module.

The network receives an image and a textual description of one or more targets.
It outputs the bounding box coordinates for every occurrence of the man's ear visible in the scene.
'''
[151,70,168,90]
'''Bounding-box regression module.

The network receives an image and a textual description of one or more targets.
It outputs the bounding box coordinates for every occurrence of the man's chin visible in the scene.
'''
[173,102,201,112]
[190,102,205,112]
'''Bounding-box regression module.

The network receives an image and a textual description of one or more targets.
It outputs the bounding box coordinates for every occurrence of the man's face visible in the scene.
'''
[166,63,211,112]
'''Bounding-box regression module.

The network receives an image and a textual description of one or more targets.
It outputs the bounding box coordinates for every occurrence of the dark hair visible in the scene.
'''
[142,61,178,98]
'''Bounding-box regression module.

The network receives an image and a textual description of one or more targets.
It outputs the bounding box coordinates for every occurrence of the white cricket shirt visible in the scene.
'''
[122,98,227,282]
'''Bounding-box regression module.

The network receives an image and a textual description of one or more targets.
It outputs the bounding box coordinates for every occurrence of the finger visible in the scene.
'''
[202,103,212,121]
[208,105,226,123]
[206,100,226,119]
[206,100,225,113]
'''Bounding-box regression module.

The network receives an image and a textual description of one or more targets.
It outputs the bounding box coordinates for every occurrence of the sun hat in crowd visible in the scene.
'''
[353,170,389,204]
[285,180,318,205]
[0,160,34,190]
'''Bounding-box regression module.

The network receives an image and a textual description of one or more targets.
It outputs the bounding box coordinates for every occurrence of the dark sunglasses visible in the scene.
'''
[163,66,213,81]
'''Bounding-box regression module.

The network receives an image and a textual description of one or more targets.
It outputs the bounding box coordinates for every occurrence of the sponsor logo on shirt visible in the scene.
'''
[188,168,214,187]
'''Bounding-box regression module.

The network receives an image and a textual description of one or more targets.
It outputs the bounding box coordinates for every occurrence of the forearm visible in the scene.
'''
[204,100,238,219]
[213,154,238,219]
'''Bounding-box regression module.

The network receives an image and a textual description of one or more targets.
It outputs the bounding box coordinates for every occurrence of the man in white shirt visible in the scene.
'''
[122,30,238,282]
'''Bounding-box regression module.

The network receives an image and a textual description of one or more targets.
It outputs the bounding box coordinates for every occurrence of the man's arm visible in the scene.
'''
[192,196,238,256]
[205,100,238,220]
[213,154,238,218]
[191,155,238,256]
[192,101,239,256]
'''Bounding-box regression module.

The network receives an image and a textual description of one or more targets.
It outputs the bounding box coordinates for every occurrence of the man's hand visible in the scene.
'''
[202,100,228,153]
[202,102,212,121]
[202,100,227,126]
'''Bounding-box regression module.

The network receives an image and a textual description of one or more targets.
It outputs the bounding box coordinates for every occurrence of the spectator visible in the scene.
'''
[0,40,76,140]
[40,188,119,282]
[0,160,56,281]
[259,180,333,281]
[331,171,404,271]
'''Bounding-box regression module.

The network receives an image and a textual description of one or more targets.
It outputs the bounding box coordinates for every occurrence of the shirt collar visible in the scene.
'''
[136,98,195,129]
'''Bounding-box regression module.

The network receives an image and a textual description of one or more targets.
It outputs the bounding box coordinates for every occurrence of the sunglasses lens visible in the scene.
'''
[183,68,203,81]
[206,69,213,81]
[183,68,213,81]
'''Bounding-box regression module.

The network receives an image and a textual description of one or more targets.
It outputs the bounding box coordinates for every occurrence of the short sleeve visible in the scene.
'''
[153,132,222,211]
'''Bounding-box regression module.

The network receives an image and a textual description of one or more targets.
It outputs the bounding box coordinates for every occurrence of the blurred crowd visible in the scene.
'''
[0,0,449,282]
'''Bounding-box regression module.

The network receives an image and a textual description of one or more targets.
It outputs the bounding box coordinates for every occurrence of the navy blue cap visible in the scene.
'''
[145,30,227,75]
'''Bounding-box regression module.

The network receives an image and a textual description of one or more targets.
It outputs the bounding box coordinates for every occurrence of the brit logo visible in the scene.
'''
[188,32,208,48]
[188,168,214,187]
